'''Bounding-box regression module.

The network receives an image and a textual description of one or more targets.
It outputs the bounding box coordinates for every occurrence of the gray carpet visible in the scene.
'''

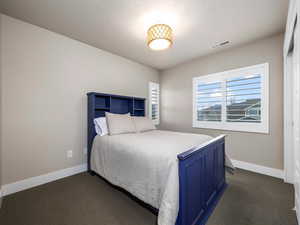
[0,169,297,225]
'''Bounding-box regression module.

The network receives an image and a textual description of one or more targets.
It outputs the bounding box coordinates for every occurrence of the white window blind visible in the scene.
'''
[196,81,223,122]
[149,82,160,125]
[226,75,262,123]
[193,63,269,133]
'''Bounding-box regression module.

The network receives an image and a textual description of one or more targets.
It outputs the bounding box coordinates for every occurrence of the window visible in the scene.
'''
[193,63,269,133]
[149,82,160,125]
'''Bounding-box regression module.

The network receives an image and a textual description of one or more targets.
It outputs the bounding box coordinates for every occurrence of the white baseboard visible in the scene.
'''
[0,160,284,197]
[232,159,284,179]
[2,163,87,196]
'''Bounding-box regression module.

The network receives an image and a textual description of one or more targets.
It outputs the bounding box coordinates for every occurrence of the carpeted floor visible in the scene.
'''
[0,169,297,225]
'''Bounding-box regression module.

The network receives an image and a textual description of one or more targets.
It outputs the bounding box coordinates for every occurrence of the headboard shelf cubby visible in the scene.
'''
[87,92,146,171]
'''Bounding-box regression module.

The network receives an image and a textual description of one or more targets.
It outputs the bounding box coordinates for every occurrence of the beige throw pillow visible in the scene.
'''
[133,116,156,132]
[105,112,136,135]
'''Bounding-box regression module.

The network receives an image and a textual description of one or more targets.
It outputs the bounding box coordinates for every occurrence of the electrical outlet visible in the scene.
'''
[83,147,87,155]
[67,150,73,158]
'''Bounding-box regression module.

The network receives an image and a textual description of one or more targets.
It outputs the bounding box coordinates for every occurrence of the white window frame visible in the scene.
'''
[149,82,160,125]
[193,63,269,133]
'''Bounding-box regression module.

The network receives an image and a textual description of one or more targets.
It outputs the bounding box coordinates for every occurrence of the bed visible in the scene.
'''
[87,92,227,225]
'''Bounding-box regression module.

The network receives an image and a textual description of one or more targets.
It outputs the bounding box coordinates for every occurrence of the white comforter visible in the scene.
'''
[90,130,215,225]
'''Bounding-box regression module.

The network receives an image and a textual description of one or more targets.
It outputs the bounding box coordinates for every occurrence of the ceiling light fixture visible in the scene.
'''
[147,24,173,50]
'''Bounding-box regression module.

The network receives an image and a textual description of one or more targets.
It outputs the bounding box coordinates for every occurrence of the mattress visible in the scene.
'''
[91,130,231,225]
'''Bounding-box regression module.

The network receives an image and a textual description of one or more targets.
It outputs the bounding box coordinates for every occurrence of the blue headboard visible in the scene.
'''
[87,92,146,172]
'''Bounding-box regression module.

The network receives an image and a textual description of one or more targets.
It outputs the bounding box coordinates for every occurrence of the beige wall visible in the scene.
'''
[1,15,159,185]
[160,34,284,170]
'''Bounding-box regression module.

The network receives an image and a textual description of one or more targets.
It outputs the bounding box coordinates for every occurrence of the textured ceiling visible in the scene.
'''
[0,0,289,70]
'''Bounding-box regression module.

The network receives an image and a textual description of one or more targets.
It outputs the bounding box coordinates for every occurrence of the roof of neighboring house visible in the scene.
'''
[245,101,261,111]
[200,98,260,112]
[227,99,260,111]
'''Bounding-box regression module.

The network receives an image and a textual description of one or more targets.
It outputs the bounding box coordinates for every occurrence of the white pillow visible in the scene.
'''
[94,117,108,136]
[132,116,156,132]
[105,112,136,135]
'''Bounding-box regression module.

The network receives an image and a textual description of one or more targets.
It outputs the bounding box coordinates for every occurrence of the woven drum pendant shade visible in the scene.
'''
[147,24,173,50]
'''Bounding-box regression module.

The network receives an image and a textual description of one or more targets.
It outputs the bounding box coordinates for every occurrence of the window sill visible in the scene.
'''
[192,121,269,134]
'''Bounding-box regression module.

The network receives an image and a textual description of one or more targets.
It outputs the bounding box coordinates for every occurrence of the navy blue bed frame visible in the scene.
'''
[87,92,227,225]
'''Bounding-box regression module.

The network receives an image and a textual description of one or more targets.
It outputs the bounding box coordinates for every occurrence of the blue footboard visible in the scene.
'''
[176,135,227,225]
